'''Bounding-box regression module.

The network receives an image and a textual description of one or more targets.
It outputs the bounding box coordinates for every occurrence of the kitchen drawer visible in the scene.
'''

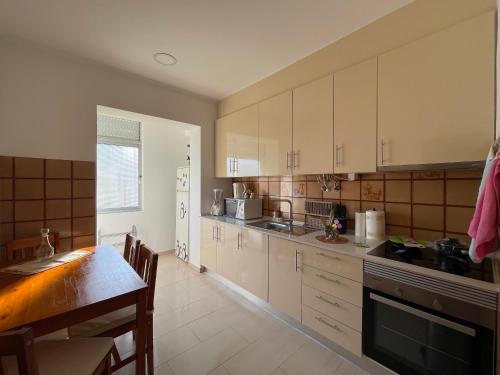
[302,265,362,307]
[302,305,362,357]
[302,246,362,282]
[302,285,362,331]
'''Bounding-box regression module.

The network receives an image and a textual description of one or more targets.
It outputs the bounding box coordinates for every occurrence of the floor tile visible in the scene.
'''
[154,325,201,365]
[188,305,253,341]
[230,310,286,343]
[167,328,248,375]
[208,366,231,375]
[336,360,370,375]
[223,326,307,375]
[270,368,288,375]
[280,339,343,375]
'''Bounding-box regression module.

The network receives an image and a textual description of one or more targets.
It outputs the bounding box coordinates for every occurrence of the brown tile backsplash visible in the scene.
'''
[234,169,481,242]
[0,155,96,260]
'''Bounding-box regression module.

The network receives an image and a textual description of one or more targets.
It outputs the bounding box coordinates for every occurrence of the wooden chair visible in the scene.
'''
[0,327,113,375]
[68,245,158,373]
[6,233,60,262]
[123,234,141,271]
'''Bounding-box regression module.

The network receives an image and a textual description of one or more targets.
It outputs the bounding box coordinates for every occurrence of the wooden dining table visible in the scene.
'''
[0,245,148,374]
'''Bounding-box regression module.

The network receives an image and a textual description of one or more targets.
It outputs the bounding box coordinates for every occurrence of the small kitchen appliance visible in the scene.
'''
[224,198,262,220]
[210,189,224,216]
[232,183,246,199]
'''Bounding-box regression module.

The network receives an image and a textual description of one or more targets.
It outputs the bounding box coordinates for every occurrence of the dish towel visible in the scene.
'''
[468,157,500,262]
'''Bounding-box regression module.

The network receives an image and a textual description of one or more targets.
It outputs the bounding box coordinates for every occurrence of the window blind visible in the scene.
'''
[97,115,141,212]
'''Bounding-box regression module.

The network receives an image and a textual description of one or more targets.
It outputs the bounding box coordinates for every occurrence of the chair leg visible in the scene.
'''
[111,345,122,367]
[147,319,154,375]
[105,355,112,375]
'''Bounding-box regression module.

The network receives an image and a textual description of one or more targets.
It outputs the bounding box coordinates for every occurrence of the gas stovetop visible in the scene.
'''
[368,240,494,283]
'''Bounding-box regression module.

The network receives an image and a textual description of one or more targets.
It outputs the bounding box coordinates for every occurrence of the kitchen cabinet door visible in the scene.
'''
[215,115,233,178]
[268,236,302,321]
[200,219,217,271]
[334,58,377,173]
[237,228,268,301]
[216,223,238,283]
[292,75,334,175]
[215,105,259,177]
[378,11,495,167]
[258,91,293,176]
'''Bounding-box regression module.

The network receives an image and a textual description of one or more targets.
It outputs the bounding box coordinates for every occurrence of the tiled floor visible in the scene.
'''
[116,253,369,375]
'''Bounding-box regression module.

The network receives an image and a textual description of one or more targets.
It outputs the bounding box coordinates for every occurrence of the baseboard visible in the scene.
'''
[157,249,175,255]
[188,261,203,273]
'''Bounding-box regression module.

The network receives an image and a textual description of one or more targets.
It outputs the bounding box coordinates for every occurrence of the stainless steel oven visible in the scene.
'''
[363,261,497,375]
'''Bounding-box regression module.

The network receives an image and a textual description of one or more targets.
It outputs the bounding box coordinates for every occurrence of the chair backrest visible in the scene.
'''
[6,233,60,262]
[123,234,141,270]
[0,328,38,375]
[136,245,158,313]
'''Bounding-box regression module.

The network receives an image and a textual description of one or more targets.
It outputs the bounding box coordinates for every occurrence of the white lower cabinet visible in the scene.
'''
[302,305,362,357]
[217,223,269,301]
[268,236,302,321]
[202,219,364,358]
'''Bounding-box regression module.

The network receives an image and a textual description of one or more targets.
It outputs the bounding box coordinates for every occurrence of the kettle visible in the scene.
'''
[232,183,246,199]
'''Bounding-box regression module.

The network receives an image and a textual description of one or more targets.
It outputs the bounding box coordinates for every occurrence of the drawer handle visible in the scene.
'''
[316,274,341,284]
[315,316,341,331]
[315,295,340,307]
[316,252,341,261]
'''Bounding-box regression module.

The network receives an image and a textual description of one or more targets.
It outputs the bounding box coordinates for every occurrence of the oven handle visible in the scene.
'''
[369,293,476,337]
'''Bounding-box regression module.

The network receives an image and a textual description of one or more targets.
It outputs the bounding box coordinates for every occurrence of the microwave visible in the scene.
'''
[225,198,262,220]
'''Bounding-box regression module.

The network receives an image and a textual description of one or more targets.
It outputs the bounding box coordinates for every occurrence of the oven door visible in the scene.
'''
[363,287,494,375]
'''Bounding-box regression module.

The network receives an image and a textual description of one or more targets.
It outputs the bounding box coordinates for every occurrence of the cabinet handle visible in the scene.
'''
[216,226,220,242]
[315,316,341,331]
[316,274,341,284]
[380,139,387,165]
[286,151,291,170]
[295,250,302,272]
[212,226,215,241]
[335,145,342,167]
[237,232,241,249]
[293,151,299,169]
[234,158,239,174]
[315,295,340,307]
[316,252,341,261]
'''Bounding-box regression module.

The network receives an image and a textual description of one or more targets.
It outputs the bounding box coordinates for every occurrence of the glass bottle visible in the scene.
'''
[36,228,54,260]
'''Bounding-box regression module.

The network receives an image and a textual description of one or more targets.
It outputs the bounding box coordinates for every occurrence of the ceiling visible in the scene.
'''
[0,0,413,99]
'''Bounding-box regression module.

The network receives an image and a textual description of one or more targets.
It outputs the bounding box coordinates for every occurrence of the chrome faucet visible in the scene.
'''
[269,198,293,224]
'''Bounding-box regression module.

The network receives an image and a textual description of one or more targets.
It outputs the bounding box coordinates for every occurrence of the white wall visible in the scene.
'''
[96,107,191,252]
[0,36,232,268]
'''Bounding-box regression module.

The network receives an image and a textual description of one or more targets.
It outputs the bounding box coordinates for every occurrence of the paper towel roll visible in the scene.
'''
[365,210,385,239]
[354,212,366,239]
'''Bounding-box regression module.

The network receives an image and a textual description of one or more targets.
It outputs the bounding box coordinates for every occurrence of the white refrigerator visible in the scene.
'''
[175,166,189,261]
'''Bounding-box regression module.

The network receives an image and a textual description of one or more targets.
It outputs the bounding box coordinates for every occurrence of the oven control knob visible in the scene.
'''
[432,299,443,312]
[394,287,404,297]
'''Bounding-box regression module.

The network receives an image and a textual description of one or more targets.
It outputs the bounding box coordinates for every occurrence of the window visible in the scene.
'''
[97,115,142,213]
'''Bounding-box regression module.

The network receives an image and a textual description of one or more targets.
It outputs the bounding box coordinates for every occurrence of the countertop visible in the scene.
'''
[201,215,384,258]
[201,215,500,293]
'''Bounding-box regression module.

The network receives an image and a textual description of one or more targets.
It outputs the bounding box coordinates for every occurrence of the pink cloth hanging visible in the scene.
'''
[468,158,500,261]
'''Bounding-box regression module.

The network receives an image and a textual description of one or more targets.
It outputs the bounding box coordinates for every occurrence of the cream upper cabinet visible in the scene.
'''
[215,105,259,177]
[292,75,334,175]
[334,58,377,173]
[200,218,218,271]
[258,91,293,176]
[377,12,495,167]
[236,228,269,301]
[268,236,302,321]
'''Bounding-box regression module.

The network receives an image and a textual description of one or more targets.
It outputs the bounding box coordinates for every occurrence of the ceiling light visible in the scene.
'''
[153,52,177,66]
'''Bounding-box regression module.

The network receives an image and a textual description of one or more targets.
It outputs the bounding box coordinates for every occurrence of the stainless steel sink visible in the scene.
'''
[247,220,316,236]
